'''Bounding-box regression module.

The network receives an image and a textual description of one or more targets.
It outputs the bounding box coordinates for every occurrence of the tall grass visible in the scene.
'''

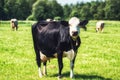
[0,20,120,80]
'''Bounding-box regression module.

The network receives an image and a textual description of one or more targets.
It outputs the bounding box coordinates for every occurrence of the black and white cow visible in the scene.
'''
[32,17,85,79]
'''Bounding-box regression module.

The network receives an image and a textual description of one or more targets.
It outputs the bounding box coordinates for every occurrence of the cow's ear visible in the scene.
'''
[60,21,69,26]
[79,20,88,26]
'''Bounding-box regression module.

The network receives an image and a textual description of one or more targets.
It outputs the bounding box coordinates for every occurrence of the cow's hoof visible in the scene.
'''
[39,74,42,78]
[57,75,62,80]
[43,73,47,76]
[70,75,75,79]
[38,72,43,78]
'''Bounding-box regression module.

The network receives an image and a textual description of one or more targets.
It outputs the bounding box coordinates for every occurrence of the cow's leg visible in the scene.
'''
[57,52,63,79]
[101,27,104,32]
[70,55,76,78]
[12,26,14,31]
[34,48,42,77]
[43,62,47,76]
[38,67,42,78]
[96,28,99,32]
[16,26,18,31]
[36,52,42,78]
[32,28,42,77]
[84,26,87,31]
[101,29,104,32]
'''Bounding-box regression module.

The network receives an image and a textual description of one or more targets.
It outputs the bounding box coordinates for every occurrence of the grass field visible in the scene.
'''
[0,20,120,80]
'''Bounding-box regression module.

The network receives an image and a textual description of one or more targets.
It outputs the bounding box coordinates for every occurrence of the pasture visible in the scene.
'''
[0,20,120,80]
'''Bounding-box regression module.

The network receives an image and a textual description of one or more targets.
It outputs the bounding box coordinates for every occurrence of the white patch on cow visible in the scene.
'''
[38,67,42,78]
[40,49,75,62]
[53,53,58,58]
[69,17,80,37]
[69,17,80,27]
[40,52,50,62]
[54,49,75,60]
[63,49,75,61]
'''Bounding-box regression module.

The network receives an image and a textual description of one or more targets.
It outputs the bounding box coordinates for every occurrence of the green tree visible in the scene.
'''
[17,0,31,20]
[4,0,33,20]
[105,0,120,20]
[4,0,19,19]
[96,1,105,20]
[31,0,49,20]
[91,1,105,20]
[0,0,6,20]
[79,2,91,20]
[49,0,63,19]
[69,2,81,18]
[63,4,72,20]
[90,1,99,20]
[29,0,63,21]
[26,0,37,9]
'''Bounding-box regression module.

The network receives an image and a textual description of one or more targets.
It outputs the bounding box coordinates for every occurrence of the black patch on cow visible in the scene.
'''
[60,21,69,27]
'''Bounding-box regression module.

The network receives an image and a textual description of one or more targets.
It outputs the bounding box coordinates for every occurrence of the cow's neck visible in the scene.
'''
[71,36,78,41]
[70,37,77,49]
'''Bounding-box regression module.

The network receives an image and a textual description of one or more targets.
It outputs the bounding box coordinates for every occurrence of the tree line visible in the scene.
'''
[0,0,120,20]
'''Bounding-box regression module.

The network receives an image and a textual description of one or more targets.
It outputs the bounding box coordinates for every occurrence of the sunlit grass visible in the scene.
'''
[0,20,120,80]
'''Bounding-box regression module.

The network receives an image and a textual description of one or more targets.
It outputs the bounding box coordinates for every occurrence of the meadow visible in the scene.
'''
[0,20,120,80]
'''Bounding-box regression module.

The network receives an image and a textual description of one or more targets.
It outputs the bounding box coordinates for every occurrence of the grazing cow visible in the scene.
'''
[79,20,89,31]
[10,19,18,31]
[96,21,105,32]
[32,17,86,79]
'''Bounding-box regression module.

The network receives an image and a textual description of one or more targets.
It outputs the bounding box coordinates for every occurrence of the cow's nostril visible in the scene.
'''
[72,31,78,36]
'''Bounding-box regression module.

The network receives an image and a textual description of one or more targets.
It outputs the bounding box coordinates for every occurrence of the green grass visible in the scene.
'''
[0,20,120,80]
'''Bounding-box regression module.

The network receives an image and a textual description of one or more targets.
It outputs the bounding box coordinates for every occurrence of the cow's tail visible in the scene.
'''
[32,23,37,42]
[31,23,39,52]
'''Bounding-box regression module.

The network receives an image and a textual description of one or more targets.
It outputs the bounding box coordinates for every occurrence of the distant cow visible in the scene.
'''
[79,20,89,31]
[32,17,87,79]
[10,19,18,31]
[96,21,105,32]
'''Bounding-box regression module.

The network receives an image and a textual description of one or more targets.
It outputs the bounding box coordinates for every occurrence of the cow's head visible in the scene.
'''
[60,17,88,40]
[69,17,80,40]
[68,17,89,40]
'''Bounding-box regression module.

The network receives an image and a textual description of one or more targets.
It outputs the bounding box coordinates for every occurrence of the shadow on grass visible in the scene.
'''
[51,72,112,80]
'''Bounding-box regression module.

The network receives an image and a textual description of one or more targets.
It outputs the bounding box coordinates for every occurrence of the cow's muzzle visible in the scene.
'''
[72,31,78,36]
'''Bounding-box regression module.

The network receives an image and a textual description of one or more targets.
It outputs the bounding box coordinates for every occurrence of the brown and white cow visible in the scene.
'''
[96,21,105,32]
[10,19,18,31]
